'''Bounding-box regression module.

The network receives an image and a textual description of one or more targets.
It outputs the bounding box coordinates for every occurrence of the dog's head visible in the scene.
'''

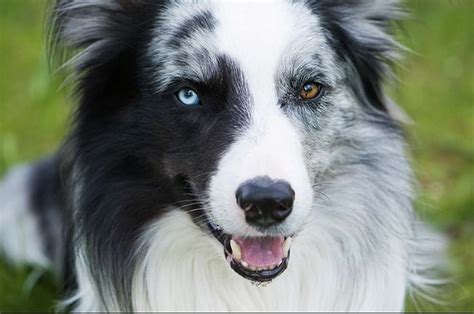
[53,0,405,285]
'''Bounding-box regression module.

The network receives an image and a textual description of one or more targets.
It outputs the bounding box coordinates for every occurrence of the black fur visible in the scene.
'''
[308,0,404,113]
[29,156,64,267]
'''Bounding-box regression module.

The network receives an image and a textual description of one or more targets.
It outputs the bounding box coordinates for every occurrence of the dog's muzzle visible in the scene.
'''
[207,176,295,282]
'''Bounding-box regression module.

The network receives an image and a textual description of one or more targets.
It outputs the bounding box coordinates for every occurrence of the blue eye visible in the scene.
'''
[177,88,201,107]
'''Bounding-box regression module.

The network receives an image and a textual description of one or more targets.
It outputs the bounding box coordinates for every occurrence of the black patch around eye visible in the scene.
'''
[160,54,247,115]
[159,81,221,116]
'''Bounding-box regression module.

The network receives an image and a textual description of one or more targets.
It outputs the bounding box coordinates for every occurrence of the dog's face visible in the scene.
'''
[55,0,403,285]
[150,1,333,281]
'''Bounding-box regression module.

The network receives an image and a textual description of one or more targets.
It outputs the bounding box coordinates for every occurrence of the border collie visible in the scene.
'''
[0,0,443,311]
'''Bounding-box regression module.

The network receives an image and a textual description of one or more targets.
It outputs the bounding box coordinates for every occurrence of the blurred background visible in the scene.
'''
[0,0,472,311]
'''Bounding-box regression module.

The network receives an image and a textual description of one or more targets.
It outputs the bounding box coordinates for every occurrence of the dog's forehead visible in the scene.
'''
[151,0,335,91]
[212,1,327,94]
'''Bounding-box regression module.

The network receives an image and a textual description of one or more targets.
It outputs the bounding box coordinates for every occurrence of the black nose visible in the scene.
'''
[235,176,295,228]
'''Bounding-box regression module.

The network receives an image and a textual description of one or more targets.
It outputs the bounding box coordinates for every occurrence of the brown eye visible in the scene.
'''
[299,82,321,100]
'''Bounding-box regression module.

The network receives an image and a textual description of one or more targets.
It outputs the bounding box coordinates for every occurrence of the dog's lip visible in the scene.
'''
[207,221,291,282]
[228,252,289,283]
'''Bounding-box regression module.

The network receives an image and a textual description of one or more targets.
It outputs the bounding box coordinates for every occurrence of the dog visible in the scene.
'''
[0,0,444,311]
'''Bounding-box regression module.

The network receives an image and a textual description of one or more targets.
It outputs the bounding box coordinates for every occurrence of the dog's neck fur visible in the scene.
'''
[71,210,407,311]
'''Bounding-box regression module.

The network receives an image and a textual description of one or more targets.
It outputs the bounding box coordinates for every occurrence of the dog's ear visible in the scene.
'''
[308,0,406,117]
[49,0,164,107]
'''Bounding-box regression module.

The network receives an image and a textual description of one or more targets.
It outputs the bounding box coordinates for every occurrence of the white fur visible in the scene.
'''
[207,106,314,237]
[0,165,49,267]
[207,0,320,237]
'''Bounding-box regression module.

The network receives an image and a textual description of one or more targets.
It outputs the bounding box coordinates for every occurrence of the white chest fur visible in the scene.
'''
[122,211,408,311]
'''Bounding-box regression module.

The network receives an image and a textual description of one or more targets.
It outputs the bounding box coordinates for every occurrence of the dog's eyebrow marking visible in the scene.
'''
[166,10,216,49]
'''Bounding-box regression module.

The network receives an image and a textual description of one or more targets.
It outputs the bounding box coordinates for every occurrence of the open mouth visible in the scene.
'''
[208,222,291,282]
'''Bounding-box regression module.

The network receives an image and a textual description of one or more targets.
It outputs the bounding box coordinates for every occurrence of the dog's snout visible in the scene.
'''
[235,176,295,228]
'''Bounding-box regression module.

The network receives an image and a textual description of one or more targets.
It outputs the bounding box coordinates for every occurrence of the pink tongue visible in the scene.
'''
[233,236,284,267]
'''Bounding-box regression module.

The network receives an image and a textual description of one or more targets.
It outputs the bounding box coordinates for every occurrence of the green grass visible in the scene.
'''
[0,0,473,311]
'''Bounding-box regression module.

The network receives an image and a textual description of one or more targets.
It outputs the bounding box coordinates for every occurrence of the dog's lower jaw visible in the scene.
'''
[69,210,408,311]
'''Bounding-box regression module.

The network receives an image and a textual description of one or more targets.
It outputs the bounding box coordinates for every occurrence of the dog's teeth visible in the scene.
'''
[249,265,256,271]
[241,261,249,268]
[230,239,241,261]
[283,237,292,258]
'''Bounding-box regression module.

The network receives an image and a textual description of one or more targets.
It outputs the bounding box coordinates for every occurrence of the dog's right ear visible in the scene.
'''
[307,0,406,118]
[49,0,165,107]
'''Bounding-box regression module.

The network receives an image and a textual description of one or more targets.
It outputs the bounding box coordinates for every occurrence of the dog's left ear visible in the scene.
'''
[308,0,408,120]
[48,0,165,108]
